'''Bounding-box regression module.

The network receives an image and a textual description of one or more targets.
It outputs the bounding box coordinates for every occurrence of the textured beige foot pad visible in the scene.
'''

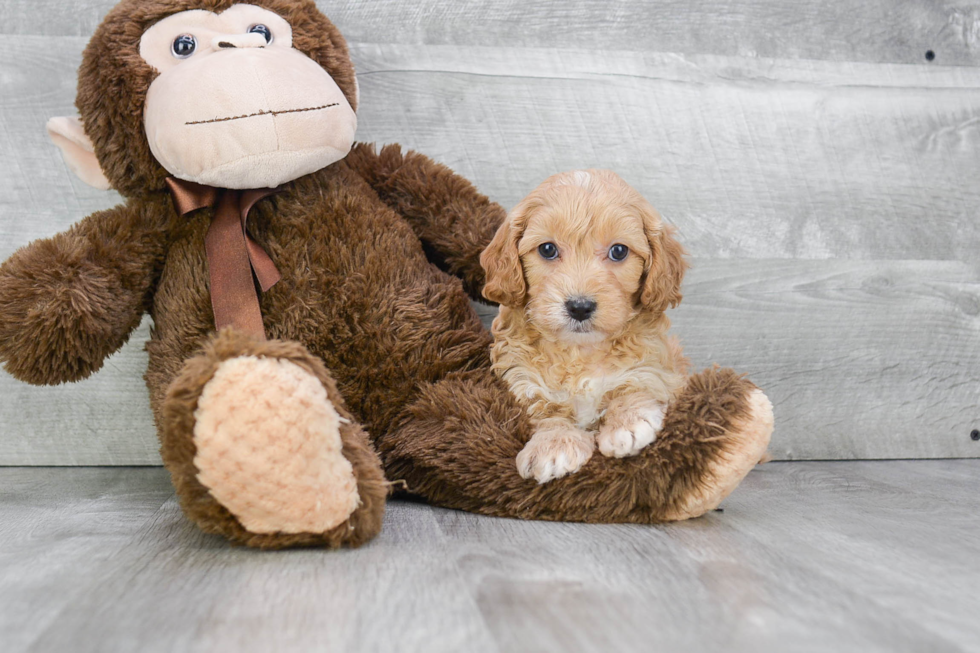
[193,355,360,534]
[667,389,774,521]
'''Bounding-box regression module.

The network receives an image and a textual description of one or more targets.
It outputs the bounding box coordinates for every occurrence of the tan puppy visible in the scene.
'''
[481,170,689,484]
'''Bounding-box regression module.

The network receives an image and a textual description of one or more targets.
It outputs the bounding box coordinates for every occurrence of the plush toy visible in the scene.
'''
[0,0,773,549]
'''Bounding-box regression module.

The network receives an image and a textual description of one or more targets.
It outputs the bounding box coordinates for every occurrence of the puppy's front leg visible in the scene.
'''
[597,394,667,458]
[517,418,595,484]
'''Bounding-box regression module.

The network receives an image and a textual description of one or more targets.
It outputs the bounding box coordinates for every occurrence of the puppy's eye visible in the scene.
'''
[172,34,197,58]
[538,242,559,260]
[248,24,273,44]
[609,244,629,261]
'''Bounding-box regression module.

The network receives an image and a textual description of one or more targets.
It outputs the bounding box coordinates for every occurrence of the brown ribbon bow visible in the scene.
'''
[166,177,281,340]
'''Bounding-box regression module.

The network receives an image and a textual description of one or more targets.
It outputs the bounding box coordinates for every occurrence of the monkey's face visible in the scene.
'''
[139,4,356,189]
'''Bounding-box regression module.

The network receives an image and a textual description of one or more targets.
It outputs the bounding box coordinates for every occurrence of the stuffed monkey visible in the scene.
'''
[0,0,772,549]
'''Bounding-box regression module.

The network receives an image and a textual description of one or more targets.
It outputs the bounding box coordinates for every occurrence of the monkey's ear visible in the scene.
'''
[46,117,112,191]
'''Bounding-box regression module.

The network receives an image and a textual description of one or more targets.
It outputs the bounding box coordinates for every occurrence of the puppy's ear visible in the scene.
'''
[639,204,688,312]
[480,200,532,307]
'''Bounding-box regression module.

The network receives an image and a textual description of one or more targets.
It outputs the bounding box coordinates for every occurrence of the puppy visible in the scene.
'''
[480,170,690,484]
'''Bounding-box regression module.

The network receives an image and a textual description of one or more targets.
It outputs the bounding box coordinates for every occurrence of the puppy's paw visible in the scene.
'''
[597,404,665,458]
[517,426,594,484]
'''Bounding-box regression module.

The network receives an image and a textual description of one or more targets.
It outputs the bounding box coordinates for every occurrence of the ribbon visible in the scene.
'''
[165,177,281,340]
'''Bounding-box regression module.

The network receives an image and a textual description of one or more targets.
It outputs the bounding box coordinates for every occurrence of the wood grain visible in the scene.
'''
[5,0,980,68]
[0,37,125,257]
[353,44,980,260]
[2,463,978,652]
[10,39,980,260]
[0,319,157,466]
[0,468,174,651]
[21,482,501,653]
[721,461,980,649]
[433,462,980,652]
[671,259,980,460]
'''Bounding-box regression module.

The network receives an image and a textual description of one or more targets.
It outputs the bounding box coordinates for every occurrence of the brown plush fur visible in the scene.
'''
[345,145,501,300]
[484,171,689,427]
[0,0,772,548]
[380,367,756,522]
[0,201,170,384]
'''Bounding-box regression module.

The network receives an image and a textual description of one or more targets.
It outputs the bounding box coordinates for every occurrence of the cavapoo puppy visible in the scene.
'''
[481,170,690,484]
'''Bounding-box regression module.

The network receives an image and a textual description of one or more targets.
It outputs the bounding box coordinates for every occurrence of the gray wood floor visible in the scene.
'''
[1,461,977,653]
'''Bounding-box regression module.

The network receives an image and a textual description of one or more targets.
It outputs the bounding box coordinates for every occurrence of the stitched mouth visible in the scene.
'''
[186,103,339,126]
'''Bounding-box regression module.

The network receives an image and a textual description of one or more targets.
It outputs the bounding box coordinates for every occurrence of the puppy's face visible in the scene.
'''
[482,170,688,343]
[519,183,649,341]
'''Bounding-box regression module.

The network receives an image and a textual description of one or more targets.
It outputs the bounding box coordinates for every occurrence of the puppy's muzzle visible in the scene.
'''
[565,297,597,322]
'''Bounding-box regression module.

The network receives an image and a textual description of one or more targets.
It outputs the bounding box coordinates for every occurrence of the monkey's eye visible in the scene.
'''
[609,244,629,261]
[248,24,273,44]
[171,34,197,59]
[538,243,559,260]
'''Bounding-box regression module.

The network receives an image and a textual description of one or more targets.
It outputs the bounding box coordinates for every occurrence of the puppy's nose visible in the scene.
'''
[565,297,597,322]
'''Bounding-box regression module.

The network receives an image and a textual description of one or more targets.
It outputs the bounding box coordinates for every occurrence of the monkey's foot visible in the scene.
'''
[665,388,774,520]
[161,330,386,549]
[193,355,359,535]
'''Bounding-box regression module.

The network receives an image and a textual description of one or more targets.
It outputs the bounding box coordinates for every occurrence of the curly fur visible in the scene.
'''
[485,170,689,433]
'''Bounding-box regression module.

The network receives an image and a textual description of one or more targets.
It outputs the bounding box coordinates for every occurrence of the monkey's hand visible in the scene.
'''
[346,142,505,302]
[0,204,166,385]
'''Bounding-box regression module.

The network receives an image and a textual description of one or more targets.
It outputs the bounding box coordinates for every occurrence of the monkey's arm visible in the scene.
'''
[346,143,505,301]
[0,201,170,385]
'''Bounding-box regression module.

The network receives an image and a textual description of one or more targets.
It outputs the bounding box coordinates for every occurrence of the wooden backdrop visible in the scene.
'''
[1,0,978,464]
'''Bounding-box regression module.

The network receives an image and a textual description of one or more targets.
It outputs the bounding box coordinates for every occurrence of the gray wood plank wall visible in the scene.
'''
[1,0,978,464]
